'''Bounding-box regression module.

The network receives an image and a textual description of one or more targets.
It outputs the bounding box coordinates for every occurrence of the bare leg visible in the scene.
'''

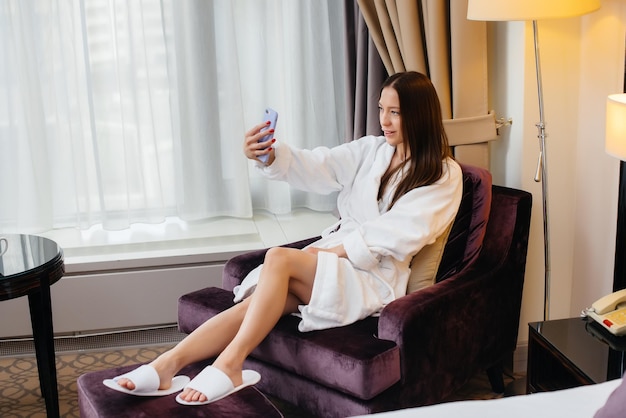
[115,297,249,391]
[179,246,318,402]
[118,246,317,395]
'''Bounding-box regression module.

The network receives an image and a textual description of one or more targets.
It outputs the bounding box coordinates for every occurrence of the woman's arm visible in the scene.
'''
[245,126,383,196]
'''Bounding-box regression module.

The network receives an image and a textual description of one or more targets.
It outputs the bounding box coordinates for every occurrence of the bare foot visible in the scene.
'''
[117,354,179,391]
[177,363,242,403]
[178,387,208,403]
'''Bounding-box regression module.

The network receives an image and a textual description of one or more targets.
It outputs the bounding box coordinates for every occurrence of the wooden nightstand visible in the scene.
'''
[527,317,626,394]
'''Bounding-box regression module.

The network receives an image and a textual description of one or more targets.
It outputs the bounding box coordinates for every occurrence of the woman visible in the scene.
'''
[106,71,463,405]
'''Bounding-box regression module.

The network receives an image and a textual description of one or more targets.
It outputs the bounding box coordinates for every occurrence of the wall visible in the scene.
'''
[489,0,626,349]
[572,0,626,322]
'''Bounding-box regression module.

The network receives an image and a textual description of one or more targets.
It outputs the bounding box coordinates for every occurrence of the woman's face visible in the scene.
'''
[379,86,404,150]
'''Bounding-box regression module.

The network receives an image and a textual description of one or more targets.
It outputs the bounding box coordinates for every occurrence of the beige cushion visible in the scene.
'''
[407,222,453,293]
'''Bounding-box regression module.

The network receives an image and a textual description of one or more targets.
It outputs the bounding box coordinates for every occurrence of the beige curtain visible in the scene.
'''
[357,0,498,169]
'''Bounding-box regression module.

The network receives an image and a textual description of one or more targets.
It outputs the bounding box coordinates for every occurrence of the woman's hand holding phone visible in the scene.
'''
[243,108,278,165]
[258,108,278,163]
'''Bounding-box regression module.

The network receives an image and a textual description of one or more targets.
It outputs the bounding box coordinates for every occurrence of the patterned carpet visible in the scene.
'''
[0,344,176,418]
[0,342,522,417]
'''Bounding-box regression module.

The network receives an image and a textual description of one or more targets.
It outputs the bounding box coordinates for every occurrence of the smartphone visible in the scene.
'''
[258,108,278,163]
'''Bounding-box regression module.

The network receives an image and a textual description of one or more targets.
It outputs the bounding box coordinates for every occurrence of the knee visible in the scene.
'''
[263,246,291,269]
[263,246,301,276]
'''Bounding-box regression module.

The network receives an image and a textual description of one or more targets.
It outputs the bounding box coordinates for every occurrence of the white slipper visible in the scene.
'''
[103,364,190,397]
[175,365,261,405]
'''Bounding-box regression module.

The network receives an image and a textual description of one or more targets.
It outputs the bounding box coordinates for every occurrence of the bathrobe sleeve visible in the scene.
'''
[255,139,375,195]
[342,160,463,271]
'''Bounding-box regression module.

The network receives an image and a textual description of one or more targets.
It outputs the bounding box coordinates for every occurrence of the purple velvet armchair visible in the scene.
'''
[177,164,532,417]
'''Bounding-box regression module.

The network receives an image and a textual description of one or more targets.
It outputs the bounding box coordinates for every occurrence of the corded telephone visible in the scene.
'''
[585,288,626,336]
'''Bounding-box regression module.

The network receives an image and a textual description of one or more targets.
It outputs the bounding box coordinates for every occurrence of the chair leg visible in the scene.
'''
[486,362,505,393]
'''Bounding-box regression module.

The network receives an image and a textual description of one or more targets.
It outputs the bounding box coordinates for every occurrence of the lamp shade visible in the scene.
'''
[467,0,600,21]
[607,94,626,161]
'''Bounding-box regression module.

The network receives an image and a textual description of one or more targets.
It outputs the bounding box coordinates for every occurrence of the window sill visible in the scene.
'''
[39,209,338,275]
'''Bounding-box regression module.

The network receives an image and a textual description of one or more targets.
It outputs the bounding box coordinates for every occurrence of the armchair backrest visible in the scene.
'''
[436,163,492,282]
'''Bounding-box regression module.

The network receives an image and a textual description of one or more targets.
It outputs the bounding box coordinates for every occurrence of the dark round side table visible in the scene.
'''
[0,234,64,418]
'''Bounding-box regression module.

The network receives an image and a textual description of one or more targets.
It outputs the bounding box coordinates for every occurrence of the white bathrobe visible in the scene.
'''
[233,136,463,332]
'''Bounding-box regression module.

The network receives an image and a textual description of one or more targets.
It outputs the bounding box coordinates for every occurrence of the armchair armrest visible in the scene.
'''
[377,264,519,404]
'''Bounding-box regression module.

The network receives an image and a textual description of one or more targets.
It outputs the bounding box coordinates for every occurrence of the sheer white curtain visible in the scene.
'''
[0,0,345,233]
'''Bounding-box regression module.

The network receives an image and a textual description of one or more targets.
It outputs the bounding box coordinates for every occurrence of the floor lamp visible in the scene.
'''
[606,94,626,292]
[467,0,600,321]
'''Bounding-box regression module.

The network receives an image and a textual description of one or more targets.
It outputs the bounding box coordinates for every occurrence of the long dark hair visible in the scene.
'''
[377,71,453,209]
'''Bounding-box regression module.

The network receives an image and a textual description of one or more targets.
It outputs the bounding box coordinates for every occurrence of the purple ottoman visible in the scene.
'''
[77,361,283,418]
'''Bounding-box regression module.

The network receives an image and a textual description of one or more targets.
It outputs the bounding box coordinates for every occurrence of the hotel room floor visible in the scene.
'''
[0,340,522,418]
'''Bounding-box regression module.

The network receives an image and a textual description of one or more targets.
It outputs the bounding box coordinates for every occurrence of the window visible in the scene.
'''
[0,0,346,235]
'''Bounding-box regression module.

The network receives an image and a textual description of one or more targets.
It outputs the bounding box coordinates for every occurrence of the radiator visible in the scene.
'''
[0,255,232,338]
